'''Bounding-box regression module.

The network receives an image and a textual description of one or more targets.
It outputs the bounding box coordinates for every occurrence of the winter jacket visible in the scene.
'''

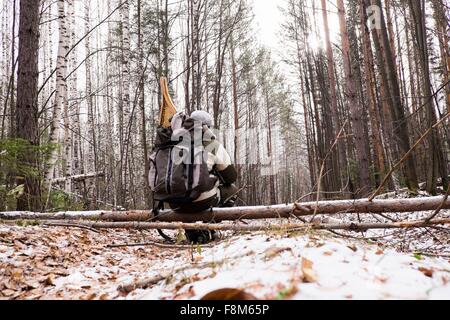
[194,127,237,202]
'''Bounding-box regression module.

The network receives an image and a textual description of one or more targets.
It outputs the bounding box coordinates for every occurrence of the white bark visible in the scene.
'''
[68,0,79,192]
[85,1,97,208]
[120,0,131,205]
[62,0,75,193]
[45,0,69,184]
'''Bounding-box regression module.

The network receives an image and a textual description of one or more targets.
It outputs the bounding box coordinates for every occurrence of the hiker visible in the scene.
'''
[180,110,238,212]
[149,110,239,243]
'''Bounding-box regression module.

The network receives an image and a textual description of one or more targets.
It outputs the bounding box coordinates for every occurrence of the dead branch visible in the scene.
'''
[35,218,450,233]
[107,241,213,249]
[51,172,105,184]
[424,186,450,222]
[43,222,101,233]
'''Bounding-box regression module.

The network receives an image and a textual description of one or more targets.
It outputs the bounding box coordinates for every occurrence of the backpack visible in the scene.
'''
[149,113,217,207]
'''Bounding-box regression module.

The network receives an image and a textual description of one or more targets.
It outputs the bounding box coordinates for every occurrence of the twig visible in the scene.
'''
[424,186,450,222]
[107,241,214,249]
[413,252,450,259]
[43,222,101,234]
[311,119,349,223]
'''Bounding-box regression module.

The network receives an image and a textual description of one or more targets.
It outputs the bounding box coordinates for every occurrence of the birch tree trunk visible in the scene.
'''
[84,1,97,209]
[45,0,69,186]
[119,0,131,207]
[68,0,80,184]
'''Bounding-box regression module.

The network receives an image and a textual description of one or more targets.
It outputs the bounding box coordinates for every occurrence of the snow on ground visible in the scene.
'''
[1,217,449,300]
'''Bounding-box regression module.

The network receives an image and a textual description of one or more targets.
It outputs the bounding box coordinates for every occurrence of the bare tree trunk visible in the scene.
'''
[16,0,41,211]
[368,0,419,191]
[360,0,387,187]
[320,0,346,190]
[230,34,240,177]
[337,0,371,197]
[8,0,16,139]
[45,0,69,187]
[84,1,97,209]
[431,0,450,114]
[68,0,79,190]
[138,0,150,209]
[408,0,448,193]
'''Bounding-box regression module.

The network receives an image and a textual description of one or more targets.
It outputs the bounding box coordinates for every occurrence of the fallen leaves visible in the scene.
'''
[1,222,450,301]
[264,246,292,260]
[301,257,317,283]
[0,224,169,300]
[418,267,434,278]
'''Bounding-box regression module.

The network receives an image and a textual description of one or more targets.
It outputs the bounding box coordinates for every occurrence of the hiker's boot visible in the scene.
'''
[185,230,216,244]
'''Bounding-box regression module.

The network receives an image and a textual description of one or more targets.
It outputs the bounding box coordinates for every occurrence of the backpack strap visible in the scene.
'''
[153,199,174,243]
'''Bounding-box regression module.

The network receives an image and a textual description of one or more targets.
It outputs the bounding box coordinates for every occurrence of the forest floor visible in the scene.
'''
[1,198,450,300]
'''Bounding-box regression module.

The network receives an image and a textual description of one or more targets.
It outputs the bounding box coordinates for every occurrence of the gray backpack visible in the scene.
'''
[149,113,217,206]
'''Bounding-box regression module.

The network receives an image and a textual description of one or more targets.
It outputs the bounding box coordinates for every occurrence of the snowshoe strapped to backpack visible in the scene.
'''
[149,112,217,207]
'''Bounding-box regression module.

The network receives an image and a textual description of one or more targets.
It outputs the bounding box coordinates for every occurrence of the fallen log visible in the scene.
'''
[0,210,150,221]
[41,218,450,232]
[1,196,449,223]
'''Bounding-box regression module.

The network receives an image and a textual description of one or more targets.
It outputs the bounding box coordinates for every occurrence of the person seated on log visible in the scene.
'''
[149,110,239,244]
[177,111,238,244]
[180,110,239,212]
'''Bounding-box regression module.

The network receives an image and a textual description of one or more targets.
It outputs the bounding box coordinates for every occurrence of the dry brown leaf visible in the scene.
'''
[347,245,358,252]
[174,286,196,300]
[98,293,109,300]
[301,257,317,283]
[264,247,292,260]
[23,280,40,290]
[375,276,388,283]
[418,267,434,278]
[193,255,203,263]
[11,268,23,281]
[44,275,56,286]
[3,281,18,290]
[82,292,97,300]
[1,289,16,297]
[375,248,384,255]
[201,288,257,300]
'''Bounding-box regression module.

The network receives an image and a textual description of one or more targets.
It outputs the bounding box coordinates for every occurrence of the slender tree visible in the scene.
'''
[15,0,41,211]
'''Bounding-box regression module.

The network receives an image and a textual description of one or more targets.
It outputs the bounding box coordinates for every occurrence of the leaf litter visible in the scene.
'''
[0,208,449,300]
